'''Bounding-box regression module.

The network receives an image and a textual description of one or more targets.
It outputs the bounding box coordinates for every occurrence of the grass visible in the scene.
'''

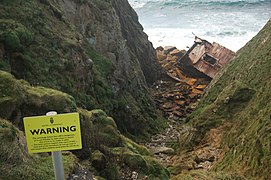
[174,19,271,179]
[0,119,76,180]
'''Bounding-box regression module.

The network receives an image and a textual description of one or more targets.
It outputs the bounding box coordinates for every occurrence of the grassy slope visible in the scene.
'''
[0,71,169,179]
[0,119,77,180]
[176,20,271,179]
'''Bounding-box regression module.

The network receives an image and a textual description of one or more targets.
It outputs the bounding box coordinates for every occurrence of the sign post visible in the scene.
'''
[46,111,64,180]
[23,112,82,180]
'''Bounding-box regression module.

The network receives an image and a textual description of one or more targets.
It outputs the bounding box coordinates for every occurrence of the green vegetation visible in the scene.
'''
[0,70,169,179]
[0,70,76,128]
[78,108,169,179]
[0,0,167,179]
[174,20,271,179]
[0,19,33,52]
[0,0,166,140]
[0,119,76,180]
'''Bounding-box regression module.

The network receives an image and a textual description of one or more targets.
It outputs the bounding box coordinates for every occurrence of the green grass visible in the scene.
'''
[175,19,271,179]
[0,119,76,180]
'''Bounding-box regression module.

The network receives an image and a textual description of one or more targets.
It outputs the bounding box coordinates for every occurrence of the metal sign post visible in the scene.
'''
[24,111,82,180]
[46,111,65,180]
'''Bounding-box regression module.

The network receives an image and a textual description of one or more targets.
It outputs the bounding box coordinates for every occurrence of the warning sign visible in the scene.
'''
[23,113,82,153]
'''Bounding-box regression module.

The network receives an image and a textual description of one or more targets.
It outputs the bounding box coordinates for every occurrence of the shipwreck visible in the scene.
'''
[178,36,236,78]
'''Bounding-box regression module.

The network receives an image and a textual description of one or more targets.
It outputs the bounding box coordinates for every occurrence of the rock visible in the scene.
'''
[131,171,138,180]
[152,147,175,155]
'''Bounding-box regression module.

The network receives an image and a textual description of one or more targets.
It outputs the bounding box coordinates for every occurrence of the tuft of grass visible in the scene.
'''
[0,119,77,180]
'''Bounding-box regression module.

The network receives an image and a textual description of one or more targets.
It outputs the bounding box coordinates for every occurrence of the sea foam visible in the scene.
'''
[129,0,271,51]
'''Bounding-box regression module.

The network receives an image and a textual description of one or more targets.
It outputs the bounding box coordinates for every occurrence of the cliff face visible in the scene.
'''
[0,1,169,179]
[57,0,160,84]
[112,0,161,84]
[0,0,165,138]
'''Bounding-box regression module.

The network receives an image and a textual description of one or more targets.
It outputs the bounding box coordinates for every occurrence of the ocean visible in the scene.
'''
[128,0,271,51]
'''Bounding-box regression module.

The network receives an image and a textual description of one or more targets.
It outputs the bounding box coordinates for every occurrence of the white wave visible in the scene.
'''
[144,27,261,52]
[128,1,147,9]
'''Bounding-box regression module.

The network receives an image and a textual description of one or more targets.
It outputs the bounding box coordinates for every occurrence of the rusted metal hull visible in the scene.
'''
[182,36,236,78]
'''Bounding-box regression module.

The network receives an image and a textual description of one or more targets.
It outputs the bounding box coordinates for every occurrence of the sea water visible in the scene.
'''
[128,0,271,51]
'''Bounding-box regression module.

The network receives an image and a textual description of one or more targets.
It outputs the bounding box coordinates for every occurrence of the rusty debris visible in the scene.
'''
[153,36,235,120]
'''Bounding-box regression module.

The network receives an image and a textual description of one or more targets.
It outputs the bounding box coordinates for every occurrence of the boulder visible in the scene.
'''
[151,147,175,155]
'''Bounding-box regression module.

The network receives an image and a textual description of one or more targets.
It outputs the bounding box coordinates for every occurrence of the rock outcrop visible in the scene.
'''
[0,0,165,138]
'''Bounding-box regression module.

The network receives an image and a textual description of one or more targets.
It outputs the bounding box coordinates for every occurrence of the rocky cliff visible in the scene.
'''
[0,0,169,179]
[0,0,165,138]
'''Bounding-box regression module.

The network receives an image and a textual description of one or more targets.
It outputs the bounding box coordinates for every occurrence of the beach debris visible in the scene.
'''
[153,36,235,120]
[154,45,211,120]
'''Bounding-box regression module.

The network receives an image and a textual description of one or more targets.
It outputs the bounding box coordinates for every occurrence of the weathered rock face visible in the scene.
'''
[57,0,160,85]
[112,0,161,84]
[0,0,165,138]
[57,0,159,85]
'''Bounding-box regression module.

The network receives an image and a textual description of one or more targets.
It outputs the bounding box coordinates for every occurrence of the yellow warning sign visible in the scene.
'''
[23,113,82,153]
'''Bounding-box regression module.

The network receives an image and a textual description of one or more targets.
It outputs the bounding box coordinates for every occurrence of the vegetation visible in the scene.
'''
[0,119,77,180]
[174,20,271,179]
[0,0,166,140]
[0,70,169,179]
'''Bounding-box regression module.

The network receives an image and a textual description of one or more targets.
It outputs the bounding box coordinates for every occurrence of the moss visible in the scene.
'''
[0,119,17,143]
[123,152,148,171]
[171,170,245,180]
[113,91,167,140]
[179,20,271,179]
[109,147,169,179]
[144,156,170,180]
[0,119,77,180]
[0,70,76,128]
[121,135,150,155]
[92,150,106,171]
[84,44,114,78]
[0,0,167,141]
[100,162,120,180]
[91,109,117,128]
[0,19,33,52]
[90,110,122,148]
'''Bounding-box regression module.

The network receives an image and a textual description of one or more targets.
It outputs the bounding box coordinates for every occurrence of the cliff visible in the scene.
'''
[0,0,169,179]
[0,0,165,138]
[172,20,271,179]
